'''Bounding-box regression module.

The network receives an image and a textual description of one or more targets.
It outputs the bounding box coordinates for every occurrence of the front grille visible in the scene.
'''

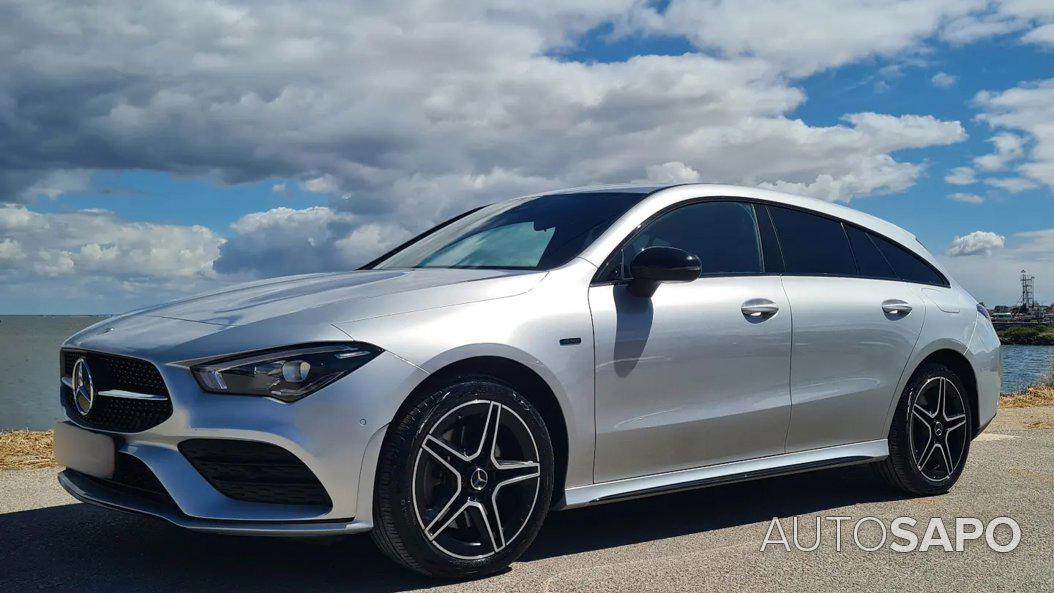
[61,350,173,433]
[67,395,173,433]
[62,350,168,396]
[179,439,332,507]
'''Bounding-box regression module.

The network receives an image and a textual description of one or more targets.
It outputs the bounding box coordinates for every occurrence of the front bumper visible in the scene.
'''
[57,344,428,533]
[59,469,371,536]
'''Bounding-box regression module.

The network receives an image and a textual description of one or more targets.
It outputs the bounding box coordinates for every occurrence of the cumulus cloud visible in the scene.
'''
[940,1,1054,45]
[945,166,977,185]
[974,79,1054,189]
[941,13,1027,44]
[984,176,1040,193]
[2,0,1050,311]
[931,72,957,88]
[644,162,701,184]
[0,202,413,311]
[973,132,1026,171]
[301,175,340,194]
[629,0,1054,68]
[0,0,971,217]
[626,0,984,77]
[753,113,964,200]
[0,205,226,311]
[1023,22,1054,45]
[0,206,223,279]
[214,206,404,276]
[20,170,94,201]
[941,229,1054,304]
[0,238,25,261]
[947,192,984,204]
[945,230,1006,256]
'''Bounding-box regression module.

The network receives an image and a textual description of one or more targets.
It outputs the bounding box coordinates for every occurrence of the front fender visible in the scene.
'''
[333,260,598,491]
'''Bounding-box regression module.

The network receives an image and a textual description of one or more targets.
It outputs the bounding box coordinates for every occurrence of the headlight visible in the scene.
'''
[191,343,381,402]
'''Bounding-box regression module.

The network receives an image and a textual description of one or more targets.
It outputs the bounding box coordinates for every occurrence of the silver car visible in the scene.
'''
[55,184,1001,578]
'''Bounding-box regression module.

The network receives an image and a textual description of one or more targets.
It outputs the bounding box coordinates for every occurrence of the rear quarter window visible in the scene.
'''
[870,233,948,286]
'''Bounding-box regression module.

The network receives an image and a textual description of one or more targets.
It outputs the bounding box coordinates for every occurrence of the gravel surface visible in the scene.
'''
[1,407,1051,593]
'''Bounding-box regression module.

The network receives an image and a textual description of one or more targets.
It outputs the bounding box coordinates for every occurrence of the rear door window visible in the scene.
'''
[767,205,857,276]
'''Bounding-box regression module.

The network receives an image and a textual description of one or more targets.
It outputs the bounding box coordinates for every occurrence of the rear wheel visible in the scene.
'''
[371,378,554,578]
[877,362,972,495]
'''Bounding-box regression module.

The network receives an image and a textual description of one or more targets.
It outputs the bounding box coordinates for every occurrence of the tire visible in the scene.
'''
[370,377,554,579]
[876,362,973,496]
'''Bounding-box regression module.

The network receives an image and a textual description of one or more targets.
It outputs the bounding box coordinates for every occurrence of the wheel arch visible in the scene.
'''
[391,355,571,506]
[908,348,980,437]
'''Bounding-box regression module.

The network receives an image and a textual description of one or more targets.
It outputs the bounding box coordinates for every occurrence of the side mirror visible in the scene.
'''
[628,246,701,297]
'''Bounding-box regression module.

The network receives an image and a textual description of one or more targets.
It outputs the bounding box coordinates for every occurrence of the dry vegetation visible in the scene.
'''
[1001,383,1054,408]
[0,430,57,470]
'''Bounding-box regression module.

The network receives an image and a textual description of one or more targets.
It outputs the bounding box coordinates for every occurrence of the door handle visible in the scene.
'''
[742,299,779,319]
[882,300,912,317]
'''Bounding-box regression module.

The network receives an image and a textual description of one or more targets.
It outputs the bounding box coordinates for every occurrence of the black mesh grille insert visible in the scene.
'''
[179,439,332,507]
[61,350,173,433]
[62,350,168,396]
[111,453,171,501]
[76,453,174,504]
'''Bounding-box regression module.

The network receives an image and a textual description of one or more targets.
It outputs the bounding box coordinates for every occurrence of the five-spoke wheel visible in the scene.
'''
[413,400,542,559]
[878,362,973,495]
[371,378,553,578]
[908,376,969,482]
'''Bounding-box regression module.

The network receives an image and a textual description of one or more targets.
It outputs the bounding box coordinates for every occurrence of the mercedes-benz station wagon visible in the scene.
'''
[55,184,1000,578]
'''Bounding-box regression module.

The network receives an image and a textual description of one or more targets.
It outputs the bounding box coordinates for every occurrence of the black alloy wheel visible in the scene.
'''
[877,362,973,495]
[371,378,554,578]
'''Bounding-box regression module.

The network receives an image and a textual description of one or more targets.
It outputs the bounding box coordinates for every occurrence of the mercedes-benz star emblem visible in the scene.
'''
[470,468,489,491]
[71,357,95,416]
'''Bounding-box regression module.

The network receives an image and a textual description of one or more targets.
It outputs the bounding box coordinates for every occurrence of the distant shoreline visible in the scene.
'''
[996,323,1054,346]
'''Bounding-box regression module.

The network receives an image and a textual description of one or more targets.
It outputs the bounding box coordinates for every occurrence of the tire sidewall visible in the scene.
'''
[376,377,554,578]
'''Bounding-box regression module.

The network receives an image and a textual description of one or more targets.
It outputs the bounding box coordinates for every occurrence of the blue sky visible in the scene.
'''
[2,1,1053,312]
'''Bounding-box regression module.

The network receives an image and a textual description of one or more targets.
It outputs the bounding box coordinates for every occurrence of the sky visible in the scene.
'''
[1,0,1053,314]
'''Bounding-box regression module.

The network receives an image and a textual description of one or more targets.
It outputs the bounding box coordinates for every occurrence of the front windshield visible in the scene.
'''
[371,192,647,270]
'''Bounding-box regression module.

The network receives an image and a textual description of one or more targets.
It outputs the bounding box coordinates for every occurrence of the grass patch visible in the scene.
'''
[0,430,57,470]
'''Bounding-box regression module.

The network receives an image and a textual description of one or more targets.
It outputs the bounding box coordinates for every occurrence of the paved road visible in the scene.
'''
[1,407,1051,593]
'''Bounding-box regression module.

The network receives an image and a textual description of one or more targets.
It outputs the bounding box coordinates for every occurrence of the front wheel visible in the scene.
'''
[370,378,554,579]
[877,362,973,496]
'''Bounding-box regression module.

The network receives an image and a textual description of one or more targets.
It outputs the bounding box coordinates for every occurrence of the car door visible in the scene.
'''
[762,204,927,452]
[589,200,793,483]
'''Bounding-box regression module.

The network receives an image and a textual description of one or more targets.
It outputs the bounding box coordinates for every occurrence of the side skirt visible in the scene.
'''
[562,439,888,508]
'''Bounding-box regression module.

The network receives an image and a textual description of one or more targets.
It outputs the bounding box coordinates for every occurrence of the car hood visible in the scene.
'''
[135,268,545,327]
[65,268,545,361]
